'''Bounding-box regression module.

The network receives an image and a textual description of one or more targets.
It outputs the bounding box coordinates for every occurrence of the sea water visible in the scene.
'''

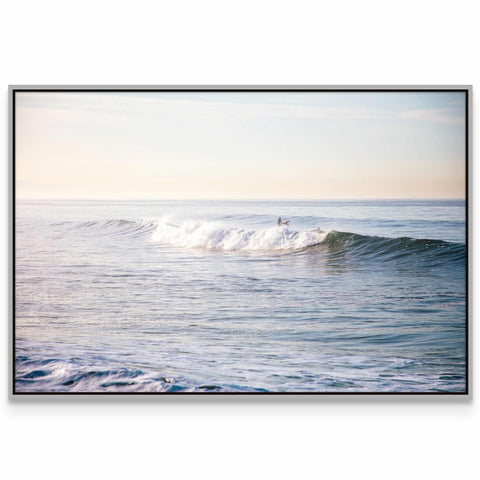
[15,199,467,392]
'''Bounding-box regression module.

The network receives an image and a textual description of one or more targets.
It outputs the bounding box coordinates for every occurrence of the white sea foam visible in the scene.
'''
[147,218,328,251]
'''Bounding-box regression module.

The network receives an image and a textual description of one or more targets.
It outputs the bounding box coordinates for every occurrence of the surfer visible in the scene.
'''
[277,217,289,226]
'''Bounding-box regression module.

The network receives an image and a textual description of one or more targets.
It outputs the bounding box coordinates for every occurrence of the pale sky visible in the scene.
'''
[15,91,466,199]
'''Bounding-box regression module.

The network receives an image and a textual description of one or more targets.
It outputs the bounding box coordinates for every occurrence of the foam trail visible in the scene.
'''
[148,219,328,251]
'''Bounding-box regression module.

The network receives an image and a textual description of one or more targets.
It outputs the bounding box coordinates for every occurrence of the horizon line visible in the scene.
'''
[15,197,466,202]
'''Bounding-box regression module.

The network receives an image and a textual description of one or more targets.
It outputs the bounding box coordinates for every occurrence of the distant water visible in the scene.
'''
[15,200,467,393]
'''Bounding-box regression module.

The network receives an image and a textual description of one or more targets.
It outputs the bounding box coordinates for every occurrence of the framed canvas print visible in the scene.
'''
[10,86,469,395]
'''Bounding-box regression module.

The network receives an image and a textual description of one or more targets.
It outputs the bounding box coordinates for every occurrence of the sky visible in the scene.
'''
[15,91,466,200]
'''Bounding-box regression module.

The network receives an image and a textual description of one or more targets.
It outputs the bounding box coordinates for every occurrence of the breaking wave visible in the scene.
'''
[71,218,465,262]
[149,220,328,250]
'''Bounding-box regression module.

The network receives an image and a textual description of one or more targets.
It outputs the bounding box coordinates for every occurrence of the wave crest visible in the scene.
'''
[149,220,328,251]
[71,218,465,261]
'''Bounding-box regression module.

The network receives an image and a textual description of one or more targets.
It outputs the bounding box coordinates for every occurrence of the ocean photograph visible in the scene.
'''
[13,89,468,393]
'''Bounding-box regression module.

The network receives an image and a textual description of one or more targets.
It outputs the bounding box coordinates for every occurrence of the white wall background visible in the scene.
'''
[1,1,478,479]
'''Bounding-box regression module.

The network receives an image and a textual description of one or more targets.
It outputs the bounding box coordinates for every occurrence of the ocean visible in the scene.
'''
[14,199,467,393]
